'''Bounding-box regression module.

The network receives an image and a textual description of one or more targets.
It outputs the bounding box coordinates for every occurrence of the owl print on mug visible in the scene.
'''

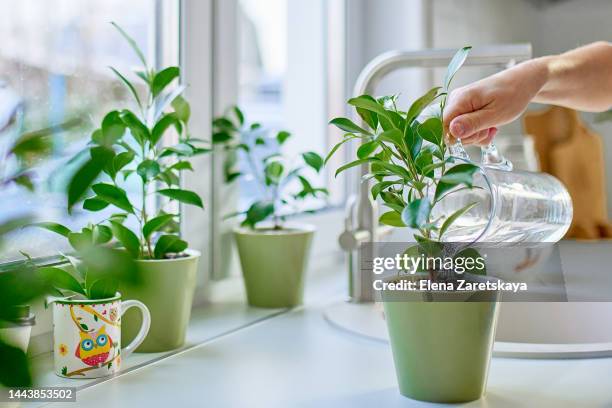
[75,326,113,367]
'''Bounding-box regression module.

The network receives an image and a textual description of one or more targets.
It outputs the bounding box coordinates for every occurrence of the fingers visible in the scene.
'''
[460,127,498,146]
[448,108,499,141]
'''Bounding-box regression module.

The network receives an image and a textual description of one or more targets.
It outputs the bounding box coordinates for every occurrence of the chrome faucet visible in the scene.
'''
[340,44,533,302]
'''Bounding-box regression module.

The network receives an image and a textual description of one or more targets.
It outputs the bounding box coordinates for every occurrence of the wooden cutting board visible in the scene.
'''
[523,106,612,239]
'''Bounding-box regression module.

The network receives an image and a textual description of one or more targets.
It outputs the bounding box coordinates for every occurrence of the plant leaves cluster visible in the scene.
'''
[39,22,207,262]
[212,106,328,229]
[327,46,482,252]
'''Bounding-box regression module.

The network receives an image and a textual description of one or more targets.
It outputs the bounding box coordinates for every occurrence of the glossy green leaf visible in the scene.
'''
[439,163,479,185]
[67,146,115,211]
[30,222,71,237]
[329,117,372,135]
[335,158,377,178]
[302,152,324,173]
[324,134,357,164]
[418,117,443,145]
[348,95,390,120]
[88,278,119,300]
[405,121,423,159]
[100,111,126,146]
[355,95,379,130]
[120,110,149,146]
[169,161,193,171]
[109,66,142,109]
[154,234,188,259]
[143,214,176,239]
[415,148,434,178]
[158,188,204,208]
[171,95,191,122]
[232,106,244,125]
[93,225,113,245]
[406,87,441,124]
[110,221,141,258]
[137,160,161,180]
[264,161,284,186]
[68,228,93,252]
[151,114,180,146]
[377,129,404,147]
[444,46,472,91]
[92,183,134,213]
[152,66,180,97]
[371,180,401,199]
[111,22,148,68]
[83,198,109,211]
[401,198,432,228]
[37,266,85,296]
[357,141,378,159]
[243,201,275,228]
[276,131,291,145]
[379,211,406,227]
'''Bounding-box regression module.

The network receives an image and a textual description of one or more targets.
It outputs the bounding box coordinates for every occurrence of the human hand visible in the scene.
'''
[443,59,548,145]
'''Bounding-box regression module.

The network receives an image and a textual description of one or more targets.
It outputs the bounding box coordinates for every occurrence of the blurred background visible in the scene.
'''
[1,0,611,271]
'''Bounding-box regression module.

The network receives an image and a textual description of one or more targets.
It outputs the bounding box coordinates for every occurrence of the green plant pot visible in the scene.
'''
[382,275,500,403]
[121,249,199,352]
[234,224,314,308]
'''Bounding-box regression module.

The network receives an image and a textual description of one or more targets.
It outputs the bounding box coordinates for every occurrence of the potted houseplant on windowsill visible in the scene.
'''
[212,108,328,308]
[34,23,209,352]
[328,46,501,402]
[31,250,150,378]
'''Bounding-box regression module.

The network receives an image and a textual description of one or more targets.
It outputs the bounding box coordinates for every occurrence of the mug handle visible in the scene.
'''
[120,300,151,359]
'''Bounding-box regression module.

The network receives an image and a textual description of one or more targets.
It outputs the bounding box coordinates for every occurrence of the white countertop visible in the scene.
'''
[36,265,612,408]
[16,241,610,407]
[42,302,612,408]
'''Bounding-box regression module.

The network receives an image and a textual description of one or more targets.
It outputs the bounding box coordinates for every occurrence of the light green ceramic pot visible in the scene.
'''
[234,224,314,308]
[382,274,500,403]
[121,249,199,352]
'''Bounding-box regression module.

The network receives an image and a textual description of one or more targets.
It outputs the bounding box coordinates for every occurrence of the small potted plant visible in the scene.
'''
[29,249,150,379]
[33,23,208,352]
[328,47,501,402]
[212,107,328,308]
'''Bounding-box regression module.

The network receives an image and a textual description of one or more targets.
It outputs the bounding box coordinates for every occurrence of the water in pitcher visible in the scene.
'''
[433,167,573,244]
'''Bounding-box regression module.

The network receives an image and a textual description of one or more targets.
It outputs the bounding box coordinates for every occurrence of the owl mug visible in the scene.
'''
[51,292,150,378]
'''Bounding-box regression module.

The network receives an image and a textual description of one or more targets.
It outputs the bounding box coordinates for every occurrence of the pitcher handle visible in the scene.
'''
[480,142,513,171]
[448,138,513,171]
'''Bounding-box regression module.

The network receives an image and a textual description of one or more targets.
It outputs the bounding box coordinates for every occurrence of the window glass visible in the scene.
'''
[0,0,157,262]
[236,0,329,213]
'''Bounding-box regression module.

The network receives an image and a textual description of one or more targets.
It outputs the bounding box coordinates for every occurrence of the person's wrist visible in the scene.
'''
[527,56,553,99]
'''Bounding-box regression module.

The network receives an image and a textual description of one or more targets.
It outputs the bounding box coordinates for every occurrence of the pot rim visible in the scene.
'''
[233,223,315,236]
[135,248,201,263]
[51,292,122,305]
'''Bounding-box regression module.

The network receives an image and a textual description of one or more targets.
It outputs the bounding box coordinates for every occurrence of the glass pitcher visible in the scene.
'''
[432,141,573,243]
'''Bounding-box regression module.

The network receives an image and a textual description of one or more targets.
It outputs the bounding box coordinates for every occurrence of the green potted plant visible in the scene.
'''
[327,46,501,402]
[212,107,328,308]
[33,23,208,352]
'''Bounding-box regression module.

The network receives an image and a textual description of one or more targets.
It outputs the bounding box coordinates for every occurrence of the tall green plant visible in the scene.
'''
[327,47,479,248]
[212,106,328,229]
[35,23,208,261]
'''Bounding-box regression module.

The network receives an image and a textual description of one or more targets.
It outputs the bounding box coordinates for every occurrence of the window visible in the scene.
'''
[0,0,175,263]
[233,0,344,212]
